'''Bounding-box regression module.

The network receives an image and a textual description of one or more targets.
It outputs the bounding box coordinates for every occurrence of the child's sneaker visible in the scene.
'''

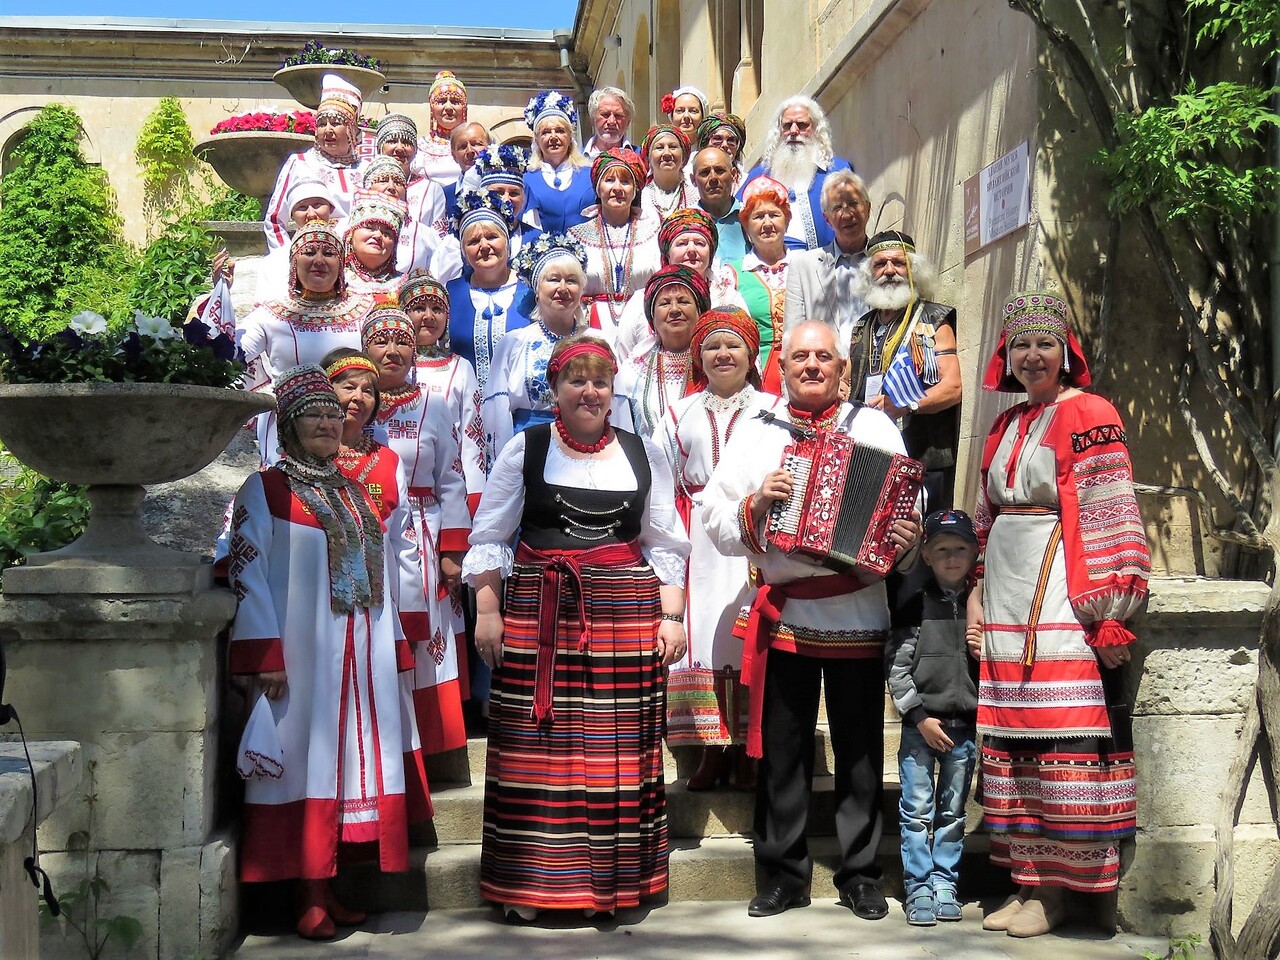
[905,890,937,926]
[934,886,962,921]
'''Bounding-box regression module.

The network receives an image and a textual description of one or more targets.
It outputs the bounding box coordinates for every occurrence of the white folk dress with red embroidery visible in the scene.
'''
[227,467,423,882]
[264,149,365,251]
[373,355,485,754]
[568,211,664,346]
[236,292,374,466]
[656,387,781,746]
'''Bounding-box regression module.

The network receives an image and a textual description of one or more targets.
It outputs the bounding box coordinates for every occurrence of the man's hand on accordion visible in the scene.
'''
[888,511,923,564]
[751,468,795,524]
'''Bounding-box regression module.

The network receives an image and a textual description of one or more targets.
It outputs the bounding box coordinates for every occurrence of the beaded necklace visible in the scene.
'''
[598,214,636,326]
[336,437,380,485]
[649,180,689,220]
[702,385,752,466]
[555,414,612,453]
[639,348,691,435]
[379,382,421,417]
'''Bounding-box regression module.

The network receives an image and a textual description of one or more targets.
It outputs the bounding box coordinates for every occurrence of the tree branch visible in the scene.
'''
[1009,0,1118,149]
[1135,483,1268,550]
[1072,0,1130,110]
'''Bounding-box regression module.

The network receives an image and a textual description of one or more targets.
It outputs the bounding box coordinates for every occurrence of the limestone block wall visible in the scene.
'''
[0,589,239,960]
[1121,577,1278,938]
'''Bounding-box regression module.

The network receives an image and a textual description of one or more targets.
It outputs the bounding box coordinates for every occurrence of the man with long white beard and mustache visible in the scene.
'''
[851,231,962,509]
[740,95,854,251]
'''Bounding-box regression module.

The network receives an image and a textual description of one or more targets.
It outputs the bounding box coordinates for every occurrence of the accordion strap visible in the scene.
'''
[741,571,867,758]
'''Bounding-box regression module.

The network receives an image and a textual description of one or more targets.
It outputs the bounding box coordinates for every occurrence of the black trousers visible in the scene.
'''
[754,649,885,893]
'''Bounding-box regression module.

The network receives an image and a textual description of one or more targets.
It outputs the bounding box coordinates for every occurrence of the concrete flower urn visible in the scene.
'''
[272,62,386,109]
[0,383,272,589]
[194,130,313,203]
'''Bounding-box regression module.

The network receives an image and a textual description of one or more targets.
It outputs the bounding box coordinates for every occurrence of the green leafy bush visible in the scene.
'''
[0,464,89,580]
[128,212,212,325]
[0,105,131,339]
[134,96,194,195]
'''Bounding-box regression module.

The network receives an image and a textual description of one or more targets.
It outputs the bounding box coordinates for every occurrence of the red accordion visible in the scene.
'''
[765,430,924,576]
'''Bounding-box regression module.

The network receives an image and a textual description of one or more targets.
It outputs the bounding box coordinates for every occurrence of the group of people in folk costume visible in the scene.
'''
[215,66,1149,942]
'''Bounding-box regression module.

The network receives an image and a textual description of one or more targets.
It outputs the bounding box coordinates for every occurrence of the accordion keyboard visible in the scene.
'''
[770,452,814,535]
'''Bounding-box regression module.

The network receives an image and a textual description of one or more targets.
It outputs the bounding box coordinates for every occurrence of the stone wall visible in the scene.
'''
[1121,577,1277,938]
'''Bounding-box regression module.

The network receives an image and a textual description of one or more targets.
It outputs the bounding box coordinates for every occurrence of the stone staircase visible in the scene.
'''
[335,695,1000,912]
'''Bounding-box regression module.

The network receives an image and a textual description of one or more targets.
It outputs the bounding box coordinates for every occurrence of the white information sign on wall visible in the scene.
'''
[963,141,1031,256]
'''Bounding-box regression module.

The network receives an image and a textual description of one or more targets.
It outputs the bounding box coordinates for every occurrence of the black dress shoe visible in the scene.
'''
[839,882,888,920]
[748,884,811,918]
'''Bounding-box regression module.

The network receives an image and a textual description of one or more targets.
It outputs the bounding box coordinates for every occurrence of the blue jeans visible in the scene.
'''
[897,723,977,898]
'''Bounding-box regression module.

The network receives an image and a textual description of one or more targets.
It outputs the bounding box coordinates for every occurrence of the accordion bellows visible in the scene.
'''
[766,432,924,576]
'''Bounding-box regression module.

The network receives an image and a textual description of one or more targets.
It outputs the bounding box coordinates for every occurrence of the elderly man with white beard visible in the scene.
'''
[740,96,854,251]
[850,230,962,509]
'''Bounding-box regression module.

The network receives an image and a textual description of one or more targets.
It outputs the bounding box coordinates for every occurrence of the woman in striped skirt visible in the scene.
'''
[966,292,1150,938]
[462,334,690,921]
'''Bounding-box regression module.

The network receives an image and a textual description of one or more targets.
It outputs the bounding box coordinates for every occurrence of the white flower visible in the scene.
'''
[132,311,178,341]
[68,311,108,336]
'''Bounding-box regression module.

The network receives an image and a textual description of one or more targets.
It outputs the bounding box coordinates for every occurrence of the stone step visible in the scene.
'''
[422,772,913,845]
[426,718,905,787]
[333,833,1001,914]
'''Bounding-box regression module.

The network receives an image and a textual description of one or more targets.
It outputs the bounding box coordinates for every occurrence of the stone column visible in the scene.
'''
[0,569,238,960]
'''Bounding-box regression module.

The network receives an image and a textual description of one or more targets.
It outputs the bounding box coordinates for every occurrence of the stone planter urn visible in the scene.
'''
[0,383,272,589]
[194,130,313,203]
[272,62,386,109]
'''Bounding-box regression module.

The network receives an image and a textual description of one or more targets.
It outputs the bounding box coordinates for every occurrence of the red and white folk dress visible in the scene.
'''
[228,465,429,882]
[374,354,484,754]
[656,386,781,746]
[975,391,1150,893]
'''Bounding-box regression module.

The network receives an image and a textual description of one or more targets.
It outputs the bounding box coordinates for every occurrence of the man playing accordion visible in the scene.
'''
[702,318,922,922]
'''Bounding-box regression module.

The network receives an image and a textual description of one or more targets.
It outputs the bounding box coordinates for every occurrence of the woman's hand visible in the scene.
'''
[654,619,686,667]
[966,582,984,660]
[475,610,505,669]
[212,248,235,288]
[258,670,287,701]
[1096,646,1131,669]
[439,551,463,596]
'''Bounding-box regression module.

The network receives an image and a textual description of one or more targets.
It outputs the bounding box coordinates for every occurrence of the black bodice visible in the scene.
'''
[519,424,651,550]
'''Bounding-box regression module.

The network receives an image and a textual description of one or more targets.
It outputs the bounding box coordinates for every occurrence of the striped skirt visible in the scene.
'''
[981,737,1136,892]
[480,545,669,912]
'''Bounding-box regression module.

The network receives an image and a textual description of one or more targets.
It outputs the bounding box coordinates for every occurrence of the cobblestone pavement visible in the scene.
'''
[230,900,1169,959]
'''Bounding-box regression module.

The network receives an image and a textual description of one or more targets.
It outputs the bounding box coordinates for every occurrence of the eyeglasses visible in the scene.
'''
[708,133,740,148]
[297,411,344,423]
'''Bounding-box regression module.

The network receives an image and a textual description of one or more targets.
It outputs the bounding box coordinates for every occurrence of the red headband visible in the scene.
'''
[548,340,618,385]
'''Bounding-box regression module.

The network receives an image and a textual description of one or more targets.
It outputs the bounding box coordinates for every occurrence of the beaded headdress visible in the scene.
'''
[375,113,417,149]
[513,232,588,290]
[589,147,647,195]
[643,264,712,327]
[866,230,916,256]
[274,364,340,426]
[659,207,719,262]
[474,143,530,190]
[324,353,379,381]
[429,70,467,101]
[362,155,408,187]
[524,90,578,132]
[347,187,408,235]
[398,269,449,309]
[982,289,1092,392]
[695,112,747,153]
[453,188,517,239]
[361,301,417,346]
[317,74,362,122]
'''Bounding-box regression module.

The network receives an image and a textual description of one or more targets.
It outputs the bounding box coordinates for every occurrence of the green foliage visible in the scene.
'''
[1143,934,1205,960]
[134,97,194,193]
[1188,0,1280,48]
[203,181,262,221]
[128,212,212,325]
[1101,81,1280,221]
[0,464,89,580]
[38,843,145,959]
[0,104,129,340]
